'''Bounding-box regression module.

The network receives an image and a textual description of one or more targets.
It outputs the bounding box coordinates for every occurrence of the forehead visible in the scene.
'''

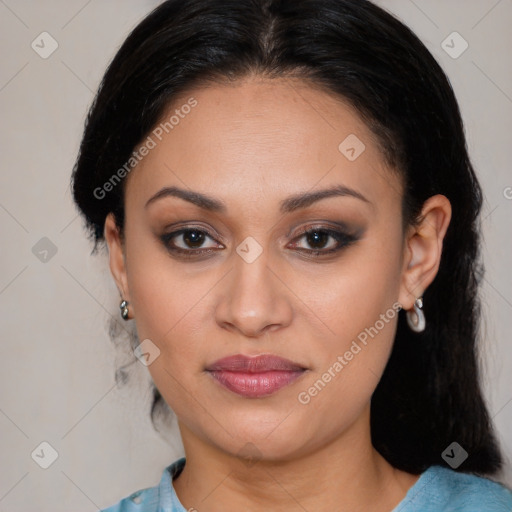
[124,76,401,214]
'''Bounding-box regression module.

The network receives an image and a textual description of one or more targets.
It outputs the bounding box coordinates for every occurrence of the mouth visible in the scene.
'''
[205,354,308,398]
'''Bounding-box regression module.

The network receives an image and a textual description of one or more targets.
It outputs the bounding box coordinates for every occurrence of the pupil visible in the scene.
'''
[307,230,328,249]
[184,230,205,248]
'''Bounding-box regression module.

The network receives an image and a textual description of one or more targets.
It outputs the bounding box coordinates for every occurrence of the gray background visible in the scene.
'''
[0,1,511,510]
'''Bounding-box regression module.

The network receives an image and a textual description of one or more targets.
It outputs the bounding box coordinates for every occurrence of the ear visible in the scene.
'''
[104,213,132,311]
[398,194,452,310]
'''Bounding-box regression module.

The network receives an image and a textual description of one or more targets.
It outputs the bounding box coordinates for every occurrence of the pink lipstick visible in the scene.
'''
[205,354,307,398]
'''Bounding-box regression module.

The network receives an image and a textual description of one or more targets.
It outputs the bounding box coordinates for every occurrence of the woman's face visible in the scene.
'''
[106,76,421,461]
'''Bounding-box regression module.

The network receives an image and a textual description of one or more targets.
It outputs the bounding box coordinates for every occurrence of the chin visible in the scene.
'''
[210,416,313,463]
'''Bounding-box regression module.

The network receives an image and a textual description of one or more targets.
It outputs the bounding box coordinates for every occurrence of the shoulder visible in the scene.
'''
[100,486,159,512]
[397,465,512,512]
[100,457,187,512]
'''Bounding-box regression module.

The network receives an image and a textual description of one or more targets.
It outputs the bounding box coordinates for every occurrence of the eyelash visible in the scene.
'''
[160,224,358,260]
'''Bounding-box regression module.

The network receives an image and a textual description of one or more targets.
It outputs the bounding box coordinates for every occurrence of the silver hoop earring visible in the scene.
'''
[120,299,130,320]
[406,297,425,332]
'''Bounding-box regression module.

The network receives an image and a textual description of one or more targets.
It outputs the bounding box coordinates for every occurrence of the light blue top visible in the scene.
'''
[101,457,512,511]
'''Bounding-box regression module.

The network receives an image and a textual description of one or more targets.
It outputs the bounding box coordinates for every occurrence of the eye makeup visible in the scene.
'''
[158,220,364,261]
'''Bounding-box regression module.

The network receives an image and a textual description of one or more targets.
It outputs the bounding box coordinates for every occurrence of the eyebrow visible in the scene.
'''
[144,184,371,214]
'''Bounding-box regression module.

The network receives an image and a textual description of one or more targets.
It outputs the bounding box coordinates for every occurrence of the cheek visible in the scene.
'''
[122,227,202,358]
[290,230,403,405]
[127,263,206,361]
[294,233,403,344]
[125,250,211,418]
[293,278,401,434]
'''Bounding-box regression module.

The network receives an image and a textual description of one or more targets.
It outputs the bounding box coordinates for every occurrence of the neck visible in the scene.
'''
[172,405,420,512]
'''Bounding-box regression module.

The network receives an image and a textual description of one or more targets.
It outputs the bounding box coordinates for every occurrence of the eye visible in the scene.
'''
[161,227,222,258]
[288,226,358,256]
[160,224,359,260]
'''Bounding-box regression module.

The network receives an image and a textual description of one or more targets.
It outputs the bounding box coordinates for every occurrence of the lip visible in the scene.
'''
[205,354,307,398]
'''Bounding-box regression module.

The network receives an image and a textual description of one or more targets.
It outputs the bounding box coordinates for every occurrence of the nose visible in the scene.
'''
[214,247,293,339]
